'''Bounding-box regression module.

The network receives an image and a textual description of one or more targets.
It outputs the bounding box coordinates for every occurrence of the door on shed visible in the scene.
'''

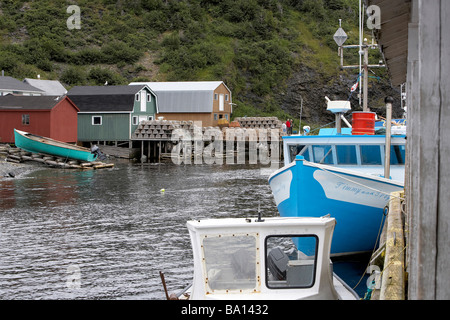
[219,94,224,111]
[140,91,146,112]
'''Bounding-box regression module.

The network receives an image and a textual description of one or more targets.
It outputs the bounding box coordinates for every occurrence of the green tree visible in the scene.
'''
[61,66,86,86]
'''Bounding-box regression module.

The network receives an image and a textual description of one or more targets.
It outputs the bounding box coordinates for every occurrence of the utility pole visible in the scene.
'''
[363,38,369,112]
[298,94,303,135]
[384,96,393,179]
[334,1,385,112]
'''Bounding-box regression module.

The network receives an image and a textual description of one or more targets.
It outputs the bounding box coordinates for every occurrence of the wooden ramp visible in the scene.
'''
[2,146,114,170]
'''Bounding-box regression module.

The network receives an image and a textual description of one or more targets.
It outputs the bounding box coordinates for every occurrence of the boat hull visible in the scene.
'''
[14,129,97,162]
[269,156,404,256]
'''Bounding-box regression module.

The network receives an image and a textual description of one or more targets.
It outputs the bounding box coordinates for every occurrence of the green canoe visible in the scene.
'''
[14,129,97,162]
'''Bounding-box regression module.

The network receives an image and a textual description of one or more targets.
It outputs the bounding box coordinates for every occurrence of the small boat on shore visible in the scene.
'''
[171,215,359,300]
[14,129,98,162]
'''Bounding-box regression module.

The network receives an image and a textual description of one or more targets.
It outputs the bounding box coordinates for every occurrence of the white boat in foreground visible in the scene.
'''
[176,216,359,300]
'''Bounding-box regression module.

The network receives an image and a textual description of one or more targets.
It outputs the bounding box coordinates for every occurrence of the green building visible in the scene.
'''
[68,85,157,147]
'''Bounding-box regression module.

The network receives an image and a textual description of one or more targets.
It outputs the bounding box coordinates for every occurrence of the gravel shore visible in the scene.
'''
[0,159,41,180]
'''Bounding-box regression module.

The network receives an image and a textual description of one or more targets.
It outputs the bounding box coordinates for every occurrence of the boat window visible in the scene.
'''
[336,145,358,165]
[312,145,334,164]
[202,234,258,292]
[360,145,382,165]
[266,235,317,289]
[288,145,310,162]
[390,145,405,165]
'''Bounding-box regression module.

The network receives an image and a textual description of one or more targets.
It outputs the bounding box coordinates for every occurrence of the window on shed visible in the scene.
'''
[92,116,102,125]
[22,114,30,125]
[135,93,140,101]
[147,94,151,102]
[225,94,229,101]
[132,116,138,125]
[214,93,218,100]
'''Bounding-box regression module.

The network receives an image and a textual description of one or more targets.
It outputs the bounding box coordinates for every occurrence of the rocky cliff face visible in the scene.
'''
[277,63,405,128]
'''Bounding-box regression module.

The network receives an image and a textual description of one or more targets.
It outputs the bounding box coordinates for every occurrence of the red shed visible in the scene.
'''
[0,95,79,143]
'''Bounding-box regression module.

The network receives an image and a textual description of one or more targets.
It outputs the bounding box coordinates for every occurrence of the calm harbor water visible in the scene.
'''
[0,161,368,300]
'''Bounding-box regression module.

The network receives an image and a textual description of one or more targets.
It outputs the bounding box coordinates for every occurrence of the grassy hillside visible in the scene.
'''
[0,0,394,128]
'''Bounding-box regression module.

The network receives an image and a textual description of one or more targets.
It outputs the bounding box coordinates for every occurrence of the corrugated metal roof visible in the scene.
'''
[155,90,213,113]
[23,79,67,96]
[130,81,228,113]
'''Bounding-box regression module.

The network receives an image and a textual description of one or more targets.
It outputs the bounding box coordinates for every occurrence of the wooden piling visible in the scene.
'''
[369,191,406,300]
[379,191,406,300]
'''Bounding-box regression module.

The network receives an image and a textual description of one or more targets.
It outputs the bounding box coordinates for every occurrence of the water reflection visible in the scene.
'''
[0,161,278,299]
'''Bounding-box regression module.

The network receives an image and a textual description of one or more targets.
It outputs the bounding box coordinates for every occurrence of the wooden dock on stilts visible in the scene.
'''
[131,118,286,164]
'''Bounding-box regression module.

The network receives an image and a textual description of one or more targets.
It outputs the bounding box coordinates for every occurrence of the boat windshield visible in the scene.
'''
[312,145,333,164]
[287,143,405,166]
[390,145,406,165]
[336,145,358,165]
[266,235,317,289]
[202,233,258,292]
[360,145,382,165]
[288,144,311,163]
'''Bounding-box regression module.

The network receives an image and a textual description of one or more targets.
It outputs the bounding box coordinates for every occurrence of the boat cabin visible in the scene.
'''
[185,216,357,300]
[282,135,406,182]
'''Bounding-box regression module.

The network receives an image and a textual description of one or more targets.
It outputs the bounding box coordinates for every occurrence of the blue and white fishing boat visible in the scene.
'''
[268,99,406,256]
